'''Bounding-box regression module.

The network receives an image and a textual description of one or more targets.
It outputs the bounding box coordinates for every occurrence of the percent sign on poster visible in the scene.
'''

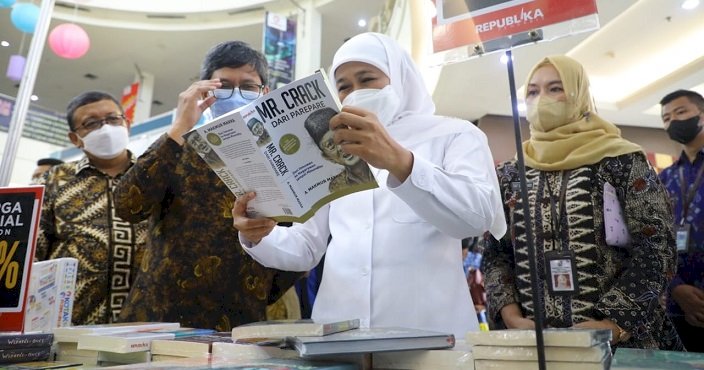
[0,240,20,288]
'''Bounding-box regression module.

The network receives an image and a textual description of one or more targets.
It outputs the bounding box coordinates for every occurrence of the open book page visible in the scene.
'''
[186,70,378,223]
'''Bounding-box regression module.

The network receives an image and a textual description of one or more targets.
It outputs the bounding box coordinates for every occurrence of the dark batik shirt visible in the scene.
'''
[484,152,682,350]
[36,155,147,325]
[659,149,704,316]
[113,134,300,331]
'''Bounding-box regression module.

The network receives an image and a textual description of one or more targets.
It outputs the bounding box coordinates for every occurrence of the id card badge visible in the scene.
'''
[676,224,692,253]
[544,250,579,296]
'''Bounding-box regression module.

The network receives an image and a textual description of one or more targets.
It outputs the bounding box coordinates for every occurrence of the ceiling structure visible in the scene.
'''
[1,0,704,133]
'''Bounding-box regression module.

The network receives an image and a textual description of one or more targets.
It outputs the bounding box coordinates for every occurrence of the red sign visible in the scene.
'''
[433,0,598,52]
[121,82,140,123]
[0,186,44,332]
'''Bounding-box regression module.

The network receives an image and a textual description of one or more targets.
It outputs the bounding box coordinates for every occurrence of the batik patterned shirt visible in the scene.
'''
[484,152,682,350]
[113,134,300,331]
[659,149,704,315]
[36,155,147,325]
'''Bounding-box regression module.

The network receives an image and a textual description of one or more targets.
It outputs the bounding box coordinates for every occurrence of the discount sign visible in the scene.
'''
[0,186,44,332]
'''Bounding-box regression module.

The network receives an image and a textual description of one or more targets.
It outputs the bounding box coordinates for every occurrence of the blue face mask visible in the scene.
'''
[207,90,252,120]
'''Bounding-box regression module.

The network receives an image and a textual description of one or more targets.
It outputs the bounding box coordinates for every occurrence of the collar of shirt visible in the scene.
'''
[76,151,137,175]
[675,147,704,166]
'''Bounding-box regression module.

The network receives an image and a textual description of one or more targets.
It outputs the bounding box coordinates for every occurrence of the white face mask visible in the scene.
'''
[80,124,129,159]
[342,85,401,126]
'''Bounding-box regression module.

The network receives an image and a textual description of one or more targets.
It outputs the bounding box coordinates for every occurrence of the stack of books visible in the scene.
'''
[0,333,53,365]
[52,321,180,366]
[466,328,613,370]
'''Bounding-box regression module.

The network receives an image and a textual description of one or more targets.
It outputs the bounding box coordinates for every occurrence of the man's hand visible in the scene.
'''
[672,284,704,328]
[168,79,221,145]
[232,192,276,245]
[329,106,413,182]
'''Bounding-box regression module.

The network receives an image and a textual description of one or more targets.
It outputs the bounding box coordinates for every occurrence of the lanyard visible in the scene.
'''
[678,162,704,222]
[545,170,571,250]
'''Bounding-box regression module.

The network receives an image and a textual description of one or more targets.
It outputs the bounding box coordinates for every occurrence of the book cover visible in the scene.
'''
[466,328,612,347]
[185,69,378,223]
[149,327,216,338]
[77,331,176,353]
[23,258,78,334]
[471,342,611,362]
[0,333,53,349]
[474,359,609,370]
[150,333,232,357]
[287,327,455,357]
[231,319,360,340]
[611,348,704,369]
[372,340,473,370]
[53,322,180,343]
[107,356,358,369]
[211,341,298,361]
[0,346,52,364]
[0,186,45,332]
[3,360,83,369]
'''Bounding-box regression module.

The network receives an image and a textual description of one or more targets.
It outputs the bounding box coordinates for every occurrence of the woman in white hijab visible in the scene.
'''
[233,32,505,337]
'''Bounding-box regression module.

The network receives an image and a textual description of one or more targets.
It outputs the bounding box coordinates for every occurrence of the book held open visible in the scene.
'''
[185,70,378,223]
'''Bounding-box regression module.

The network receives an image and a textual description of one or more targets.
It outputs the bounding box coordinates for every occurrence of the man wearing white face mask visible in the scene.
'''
[113,41,302,331]
[233,32,506,338]
[36,91,148,325]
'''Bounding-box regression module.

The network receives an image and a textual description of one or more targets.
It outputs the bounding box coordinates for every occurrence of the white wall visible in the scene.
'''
[0,133,66,186]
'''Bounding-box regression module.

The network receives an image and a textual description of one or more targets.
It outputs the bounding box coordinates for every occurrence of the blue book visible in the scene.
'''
[611,348,704,369]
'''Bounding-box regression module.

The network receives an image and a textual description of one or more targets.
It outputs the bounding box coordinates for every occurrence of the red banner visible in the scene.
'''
[0,186,44,332]
[121,82,140,122]
[433,0,598,52]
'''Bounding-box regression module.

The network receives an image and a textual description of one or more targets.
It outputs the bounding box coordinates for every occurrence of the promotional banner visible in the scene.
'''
[121,81,140,123]
[433,0,598,52]
[263,12,297,90]
[0,186,44,332]
[0,93,70,147]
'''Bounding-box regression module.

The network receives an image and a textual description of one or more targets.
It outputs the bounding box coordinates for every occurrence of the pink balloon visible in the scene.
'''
[48,23,90,59]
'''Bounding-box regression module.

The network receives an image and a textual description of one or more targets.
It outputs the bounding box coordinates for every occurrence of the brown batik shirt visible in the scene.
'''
[36,155,147,325]
[113,134,300,331]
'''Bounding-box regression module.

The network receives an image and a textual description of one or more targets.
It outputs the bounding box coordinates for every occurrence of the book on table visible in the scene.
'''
[23,258,78,334]
[52,322,180,343]
[286,327,455,357]
[150,332,232,357]
[611,347,704,369]
[466,328,612,347]
[105,355,360,369]
[0,333,53,349]
[473,359,610,370]
[471,342,611,362]
[184,69,378,223]
[76,331,176,353]
[231,319,360,340]
[372,339,474,370]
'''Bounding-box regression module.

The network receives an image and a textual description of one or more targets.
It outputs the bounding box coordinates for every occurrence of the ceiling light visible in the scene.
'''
[517,102,526,112]
[357,19,367,28]
[682,0,700,10]
[30,95,38,101]
[1,41,9,47]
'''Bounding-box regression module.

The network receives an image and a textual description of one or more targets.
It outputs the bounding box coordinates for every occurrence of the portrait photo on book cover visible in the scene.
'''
[186,132,227,170]
[304,107,376,193]
[437,0,535,24]
[247,117,272,147]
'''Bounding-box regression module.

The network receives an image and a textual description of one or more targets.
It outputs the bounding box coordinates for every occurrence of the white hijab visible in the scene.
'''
[331,32,466,146]
[331,32,506,239]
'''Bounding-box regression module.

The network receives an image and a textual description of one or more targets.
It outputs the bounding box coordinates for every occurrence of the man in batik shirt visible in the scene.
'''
[36,91,147,325]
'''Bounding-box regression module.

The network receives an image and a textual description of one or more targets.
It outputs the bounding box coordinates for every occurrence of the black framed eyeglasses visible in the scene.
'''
[213,83,265,101]
[77,114,126,131]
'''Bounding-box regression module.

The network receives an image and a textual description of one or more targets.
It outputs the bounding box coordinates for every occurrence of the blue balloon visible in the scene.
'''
[11,3,40,34]
[0,0,16,8]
